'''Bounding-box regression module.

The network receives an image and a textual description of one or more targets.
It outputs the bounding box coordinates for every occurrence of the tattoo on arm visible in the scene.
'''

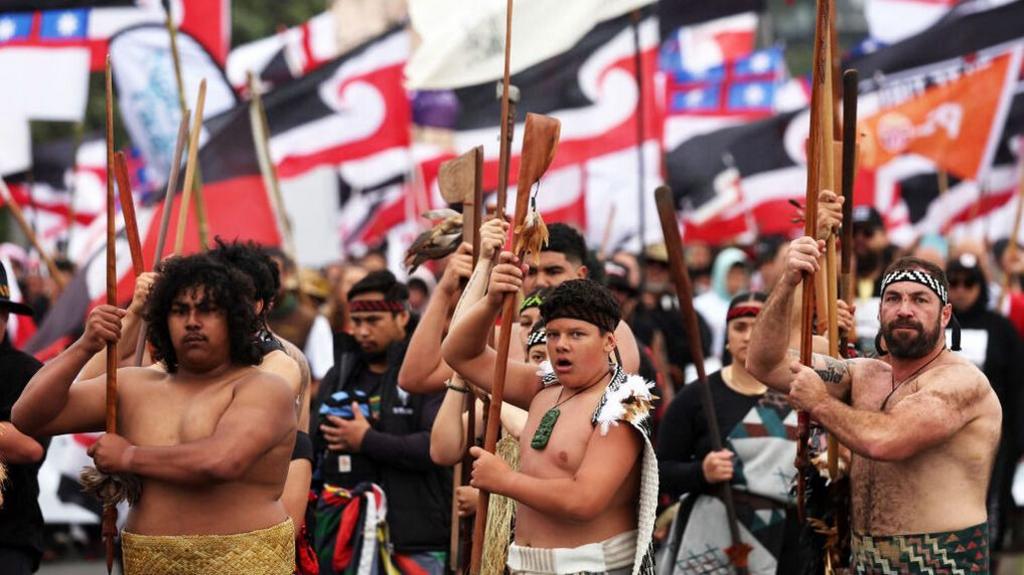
[813,355,848,386]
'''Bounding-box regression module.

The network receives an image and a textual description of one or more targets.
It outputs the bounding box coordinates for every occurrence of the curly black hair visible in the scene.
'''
[208,237,280,319]
[540,278,620,334]
[144,253,263,373]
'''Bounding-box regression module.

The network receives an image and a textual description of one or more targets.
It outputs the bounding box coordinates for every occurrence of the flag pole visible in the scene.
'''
[162,0,209,249]
[173,80,207,255]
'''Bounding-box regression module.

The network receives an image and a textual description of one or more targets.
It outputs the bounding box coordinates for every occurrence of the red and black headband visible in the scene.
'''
[349,299,406,313]
[726,305,761,322]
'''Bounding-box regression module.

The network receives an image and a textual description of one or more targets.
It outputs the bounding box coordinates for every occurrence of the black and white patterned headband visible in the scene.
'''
[880,270,948,305]
[526,327,547,349]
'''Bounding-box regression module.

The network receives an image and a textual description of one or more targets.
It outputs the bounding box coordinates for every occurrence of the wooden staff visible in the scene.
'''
[103,54,119,575]
[840,70,859,324]
[114,153,144,276]
[0,177,66,290]
[248,72,299,264]
[655,186,751,572]
[173,79,206,255]
[796,0,833,524]
[163,0,209,248]
[493,0,516,215]
[470,113,560,574]
[132,112,190,367]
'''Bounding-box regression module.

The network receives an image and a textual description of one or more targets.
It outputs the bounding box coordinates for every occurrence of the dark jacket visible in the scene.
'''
[0,336,44,565]
[313,328,451,553]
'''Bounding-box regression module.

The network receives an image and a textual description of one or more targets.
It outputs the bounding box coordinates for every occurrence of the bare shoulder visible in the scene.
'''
[261,350,303,394]
[235,367,294,407]
[918,356,996,413]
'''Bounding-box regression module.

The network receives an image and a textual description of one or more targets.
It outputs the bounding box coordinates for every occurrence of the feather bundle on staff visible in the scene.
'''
[404,209,464,272]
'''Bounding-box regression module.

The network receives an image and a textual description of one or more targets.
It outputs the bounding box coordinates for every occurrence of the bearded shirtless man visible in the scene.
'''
[747,237,1001,574]
[444,254,657,575]
[12,254,296,575]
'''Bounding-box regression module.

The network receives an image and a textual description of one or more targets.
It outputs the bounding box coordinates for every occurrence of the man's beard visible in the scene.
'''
[881,317,942,359]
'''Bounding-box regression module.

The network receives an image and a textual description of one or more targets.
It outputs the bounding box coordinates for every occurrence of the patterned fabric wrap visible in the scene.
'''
[662,391,799,575]
[880,270,948,305]
[851,522,989,575]
[121,519,294,575]
[313,482,447,575]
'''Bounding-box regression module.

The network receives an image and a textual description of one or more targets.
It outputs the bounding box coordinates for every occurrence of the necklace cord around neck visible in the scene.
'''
[882,347,946,409]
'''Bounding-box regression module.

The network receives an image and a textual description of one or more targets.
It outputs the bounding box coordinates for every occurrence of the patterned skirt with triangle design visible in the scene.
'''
[851,522,989,574]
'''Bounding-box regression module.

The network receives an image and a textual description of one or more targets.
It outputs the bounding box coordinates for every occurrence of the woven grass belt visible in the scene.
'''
[122,519,294,575]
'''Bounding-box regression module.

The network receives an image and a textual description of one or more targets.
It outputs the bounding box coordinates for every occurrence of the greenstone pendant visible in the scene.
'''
[531,408,561,450]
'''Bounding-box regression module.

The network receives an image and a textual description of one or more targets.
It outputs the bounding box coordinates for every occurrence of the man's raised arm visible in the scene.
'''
[12,306,124,435]
[442,251,540,411]
[399,218,508,393]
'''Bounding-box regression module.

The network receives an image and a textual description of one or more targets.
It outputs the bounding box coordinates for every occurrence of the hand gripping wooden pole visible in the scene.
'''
[469,114,560,574]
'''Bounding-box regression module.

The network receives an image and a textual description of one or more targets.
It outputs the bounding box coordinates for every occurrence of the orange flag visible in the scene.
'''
[858,45,1022,181]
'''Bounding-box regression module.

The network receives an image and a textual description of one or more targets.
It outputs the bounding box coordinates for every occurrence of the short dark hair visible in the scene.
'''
[347,270,409,305]
[208,237,280,314]
[881,256,950,302]
[144,254,263,373]
[540,278,620,334]
[542,223,588,267]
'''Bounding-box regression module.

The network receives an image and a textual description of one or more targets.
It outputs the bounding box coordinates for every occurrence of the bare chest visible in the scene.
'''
[121,380,235,447]
[519,388,602,476]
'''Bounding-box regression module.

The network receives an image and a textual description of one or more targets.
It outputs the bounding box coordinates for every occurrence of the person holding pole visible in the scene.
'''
[12,253,297,575]
[657,292,801,574]
[444,263,657,575]
[747,237,1001,574]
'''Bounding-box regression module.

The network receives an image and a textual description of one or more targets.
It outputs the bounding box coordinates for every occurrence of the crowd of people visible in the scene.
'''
[0,188,1021,574]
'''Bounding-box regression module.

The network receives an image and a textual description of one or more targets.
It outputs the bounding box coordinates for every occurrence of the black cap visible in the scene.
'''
[0,264,33,316]
[852,206,884,230]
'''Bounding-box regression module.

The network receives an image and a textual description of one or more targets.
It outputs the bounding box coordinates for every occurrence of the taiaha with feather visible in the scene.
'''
[132,111,190,367]
[655,186,751,573]
[173,80,207,255]
[469,113,560,575]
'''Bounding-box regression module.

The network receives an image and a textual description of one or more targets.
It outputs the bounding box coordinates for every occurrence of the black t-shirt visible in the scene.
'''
[320,368,385,487]
[0,337,44,559]
[656,370,760,500]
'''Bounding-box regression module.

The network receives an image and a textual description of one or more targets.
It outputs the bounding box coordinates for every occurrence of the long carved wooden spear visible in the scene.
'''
[470,113,560,574]
[797,0,832,524]
[655,186,751,573]
[103,54,119,575]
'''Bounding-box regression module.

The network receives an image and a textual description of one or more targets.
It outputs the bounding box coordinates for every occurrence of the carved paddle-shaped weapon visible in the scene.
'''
[655,186,751,573]
[469,113,560,574]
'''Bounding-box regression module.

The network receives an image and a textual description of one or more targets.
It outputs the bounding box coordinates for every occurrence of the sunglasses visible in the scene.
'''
[949,277,978,289]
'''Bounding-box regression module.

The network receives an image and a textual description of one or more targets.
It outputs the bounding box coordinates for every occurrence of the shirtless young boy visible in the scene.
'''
[443,252,657,575]
[12,254,296,575]
[747,236,1001,573]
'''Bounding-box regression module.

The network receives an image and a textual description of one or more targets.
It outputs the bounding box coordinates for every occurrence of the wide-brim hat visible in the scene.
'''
[0,263,33,316]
